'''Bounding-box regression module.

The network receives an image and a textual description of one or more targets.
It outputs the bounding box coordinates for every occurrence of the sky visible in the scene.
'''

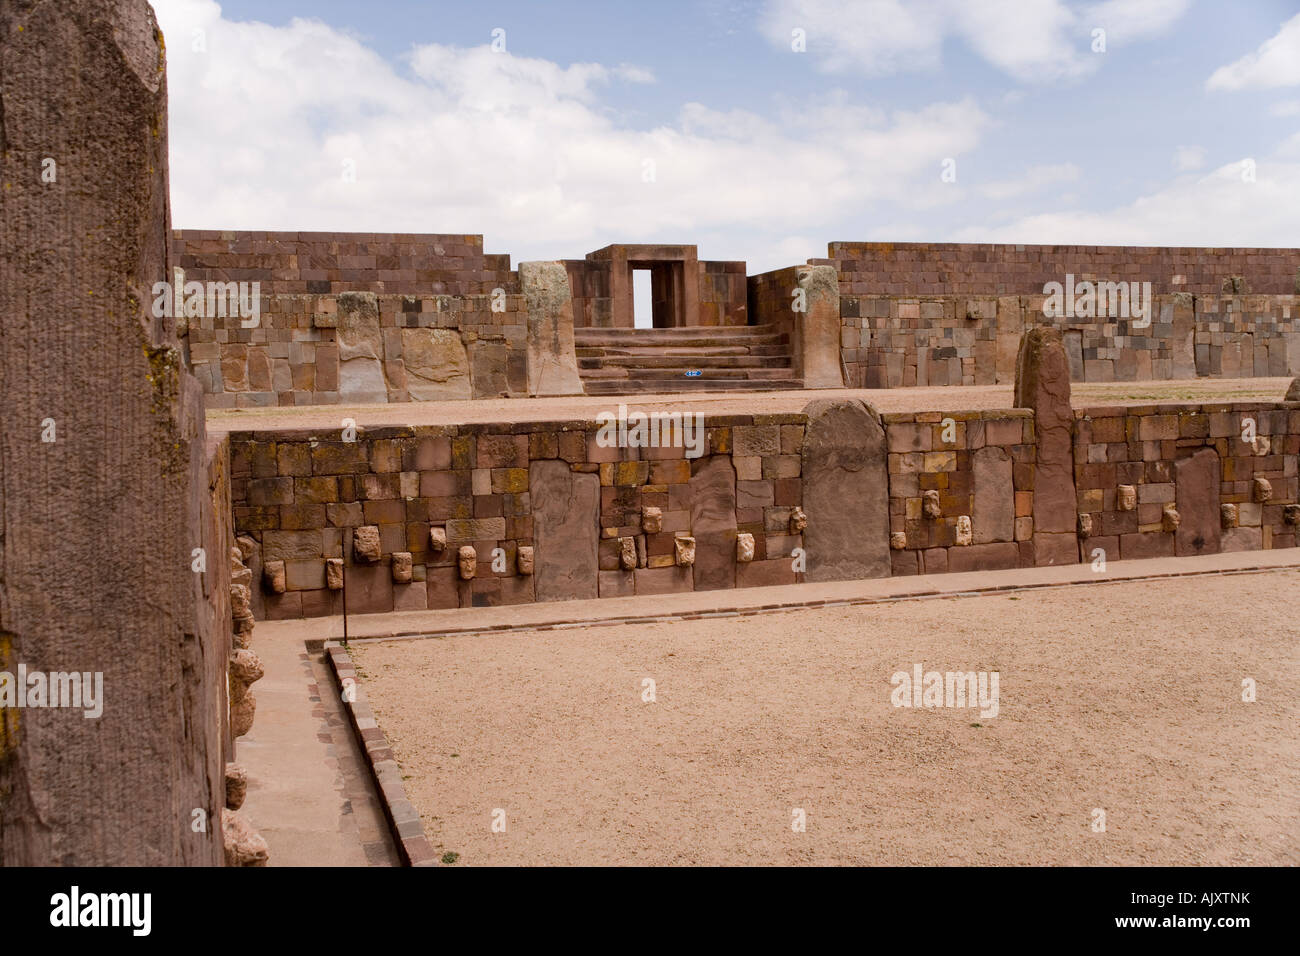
[152,0,1300,274]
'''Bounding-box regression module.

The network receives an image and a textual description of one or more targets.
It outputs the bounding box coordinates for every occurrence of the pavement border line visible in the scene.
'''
[324,642,439,867]
[338,561,1300,646]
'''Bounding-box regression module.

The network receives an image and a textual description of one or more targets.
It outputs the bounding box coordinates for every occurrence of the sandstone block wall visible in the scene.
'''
[824,242,1300,296]
[192,291,528,407]
[837,293,1299,388]
[231,388,1300,621]
[173,230,516,296]
[227,414,814,618]
[884,411,1037,575]
[1074,403,1299,560]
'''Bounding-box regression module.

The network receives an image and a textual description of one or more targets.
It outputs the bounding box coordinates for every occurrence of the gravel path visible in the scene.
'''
[353,570,1300,866]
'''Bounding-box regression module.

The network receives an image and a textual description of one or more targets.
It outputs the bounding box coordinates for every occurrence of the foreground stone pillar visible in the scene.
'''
[800,399,890,580]
[0,0,226,865]
[521,262,584,397]
[792,265,845,388]
[1014,327,1080,566]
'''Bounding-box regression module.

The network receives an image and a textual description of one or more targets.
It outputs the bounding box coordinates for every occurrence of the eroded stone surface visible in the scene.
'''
[1117,484,1137,511]
[688,456,737,590]
[531,460,599,601]
[642,506,663,534]
[392,551,413,584]
[800,399,890,581]
[225,764,247,811]
[674,535,697,567]
[353,525,382,563]
[1015,328,1078,565]
[955,515,973,546]
[402,328,471,401]
[1253,477,1273,502]
[794,264,844,388]
[788,506,807,533]
[1221,503,1239,529]
[326,557,344,590]
[336,292,387,401]
[619,536,637,571]
[972,445,1014,543]
[1162,505,1181,532]
[1174,447,1220,557]
[458,546,477,580]
[222,808,269,867]
[922,489,942,519]
[521,261,583,397]
[263,559,286,594]
[736,532,755,562]
[517,545,535,575]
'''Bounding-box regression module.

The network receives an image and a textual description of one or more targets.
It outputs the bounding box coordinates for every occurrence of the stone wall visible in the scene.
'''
[227,413,813,618]
[838,293,1299,388]
[1074,402,1299,561]
[823,241,1300,296]
[230,389,1300,621]
[698,260,748,326]
[173,230,516,296]
[192,291,528,408]
[884,410,1037,575]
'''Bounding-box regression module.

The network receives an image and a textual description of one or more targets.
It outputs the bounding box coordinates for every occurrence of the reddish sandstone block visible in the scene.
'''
[1119,531,1175,560]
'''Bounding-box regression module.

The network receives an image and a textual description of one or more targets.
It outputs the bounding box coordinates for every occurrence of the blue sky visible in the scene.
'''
[154,0,1300,272]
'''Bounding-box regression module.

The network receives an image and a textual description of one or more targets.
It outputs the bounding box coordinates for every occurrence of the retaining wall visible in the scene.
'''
[227,395,1300,621]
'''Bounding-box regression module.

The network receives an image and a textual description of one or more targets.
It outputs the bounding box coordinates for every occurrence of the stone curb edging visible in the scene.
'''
[339,561,1300,645]
[324,641,439,866]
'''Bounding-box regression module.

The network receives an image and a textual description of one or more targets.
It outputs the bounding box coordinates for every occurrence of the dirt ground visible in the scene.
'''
[206,377,1292,432]
[352,570,1300,866]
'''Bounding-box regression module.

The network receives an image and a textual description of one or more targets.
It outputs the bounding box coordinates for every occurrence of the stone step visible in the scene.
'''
[579,354,792,370]
[575,328,786,349]
[577,345,758,358]
[582,377,804,395]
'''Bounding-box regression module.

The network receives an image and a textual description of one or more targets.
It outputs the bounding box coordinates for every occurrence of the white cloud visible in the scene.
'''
[1207,13,1300,91]
[1172,145,1206,171]
[980,163,1081,200]
[951,158,1300,246]
[153,0,990,269]
[758,0,1189,82]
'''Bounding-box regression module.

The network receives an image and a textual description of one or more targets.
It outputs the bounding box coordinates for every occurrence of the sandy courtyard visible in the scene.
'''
[352,571,1300,866]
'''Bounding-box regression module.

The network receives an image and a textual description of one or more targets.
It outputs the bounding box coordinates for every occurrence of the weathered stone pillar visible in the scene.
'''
[792,265,845,388]
[0,0,227,865]
[530,460,599,600]
[800,399,891,581]
[1014,327,1080,566]
[1174,448,1221,557]
[521,261,584,397]
[689,456,738,590]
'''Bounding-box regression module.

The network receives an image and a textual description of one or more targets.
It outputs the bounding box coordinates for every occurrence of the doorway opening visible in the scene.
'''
[632,269,653,329]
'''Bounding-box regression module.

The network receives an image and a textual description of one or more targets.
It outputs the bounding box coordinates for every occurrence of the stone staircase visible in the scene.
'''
[576,324,801,394]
